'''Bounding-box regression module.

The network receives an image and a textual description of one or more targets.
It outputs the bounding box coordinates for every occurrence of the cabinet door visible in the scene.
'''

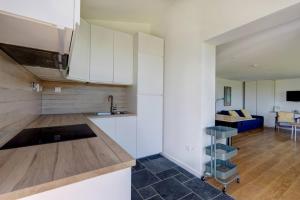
[0,0,77,29]
[138,33,164,57]
[257,80,275,127]
[115,117,137,158]
[114,32,133,85]
[91,117,116,141]
[90,25,114,83]
[138,54,163,95]
[137,95,163,158]
[68,19,90,82]
[245,81,257,115]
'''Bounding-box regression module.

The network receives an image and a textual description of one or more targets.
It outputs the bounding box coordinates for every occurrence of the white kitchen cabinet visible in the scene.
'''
[21,168,131,200]
[138,54,163,95]
[89,25,133,85]
[90,25,114,83]
[89,116,137,158]
[115,117,137,158]
[138,32,164,57]
[114,32,133,85]
[0,0,79,29]
[137,95,163,158]
[90,117,116,141]
[0,0,79,53]
[130,33,164,158]
[67,19,90,82]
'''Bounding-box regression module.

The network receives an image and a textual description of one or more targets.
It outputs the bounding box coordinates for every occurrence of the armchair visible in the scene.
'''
[275,112,300,132]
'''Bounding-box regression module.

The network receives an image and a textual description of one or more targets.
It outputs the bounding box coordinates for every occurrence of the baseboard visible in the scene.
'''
[161,152,202,178]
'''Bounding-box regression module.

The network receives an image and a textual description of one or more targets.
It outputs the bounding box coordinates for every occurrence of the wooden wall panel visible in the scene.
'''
[42,81,129,114]
[0,51,41,147]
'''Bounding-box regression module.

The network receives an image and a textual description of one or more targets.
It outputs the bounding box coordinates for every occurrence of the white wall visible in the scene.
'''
[245,81,257,115]
[257,80,275,127]
[161,1,211,176]
[245,80,275,127]
[275,78,300,113]
[155,0,300,176]
[216,78,243,112]
[245,79,300,128]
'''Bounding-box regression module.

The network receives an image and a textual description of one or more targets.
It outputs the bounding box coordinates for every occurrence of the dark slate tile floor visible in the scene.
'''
[132,154,234,200]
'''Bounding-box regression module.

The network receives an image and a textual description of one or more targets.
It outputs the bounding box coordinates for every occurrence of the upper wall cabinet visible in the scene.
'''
[90,25,114,83]
[0,0,79,29]
[66,21,133,85]
[89,25,133,85]
[114,32,133,85]
[67,19,90,82]
[0,0,80,53]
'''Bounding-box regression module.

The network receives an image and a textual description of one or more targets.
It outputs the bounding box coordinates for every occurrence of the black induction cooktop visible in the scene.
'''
[0,124,97,150]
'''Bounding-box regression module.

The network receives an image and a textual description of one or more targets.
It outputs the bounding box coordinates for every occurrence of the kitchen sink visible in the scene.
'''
[95,111,129,116]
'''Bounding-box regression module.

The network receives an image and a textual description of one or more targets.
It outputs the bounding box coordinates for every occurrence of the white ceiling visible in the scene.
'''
[81,0,174,23]
[216,19,300,81]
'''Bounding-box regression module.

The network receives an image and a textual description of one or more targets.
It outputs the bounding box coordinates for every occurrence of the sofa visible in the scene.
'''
[216,110,264,133]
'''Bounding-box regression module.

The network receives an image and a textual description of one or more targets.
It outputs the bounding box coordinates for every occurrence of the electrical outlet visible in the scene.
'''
[31,82,42,92]
[54,87,61,93]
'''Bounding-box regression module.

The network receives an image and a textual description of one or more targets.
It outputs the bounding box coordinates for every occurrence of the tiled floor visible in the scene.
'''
[132,154,234,200]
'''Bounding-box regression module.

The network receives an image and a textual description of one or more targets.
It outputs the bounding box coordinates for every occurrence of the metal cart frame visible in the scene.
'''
[201,126,240,193]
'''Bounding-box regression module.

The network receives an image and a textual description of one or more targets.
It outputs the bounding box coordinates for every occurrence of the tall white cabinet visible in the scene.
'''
[137,95,163,157]
[133,33,164,158]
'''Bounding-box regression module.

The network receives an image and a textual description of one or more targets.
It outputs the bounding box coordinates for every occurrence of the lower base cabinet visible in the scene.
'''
[21,168,131,200]
[91,117,117,141]
[89,116,137,158]
[115,117,137,158]
[137,95,163,158]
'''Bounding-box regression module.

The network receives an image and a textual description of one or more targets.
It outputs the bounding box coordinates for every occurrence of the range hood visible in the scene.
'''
[0,43,69,81]
[0,9,76,81]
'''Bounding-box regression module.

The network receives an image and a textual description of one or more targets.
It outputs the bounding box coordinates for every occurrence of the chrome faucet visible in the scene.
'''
[108,95,117,115]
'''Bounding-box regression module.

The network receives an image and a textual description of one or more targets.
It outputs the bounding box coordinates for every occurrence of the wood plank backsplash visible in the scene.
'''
[0,51,41,147]
[42,81,129,114]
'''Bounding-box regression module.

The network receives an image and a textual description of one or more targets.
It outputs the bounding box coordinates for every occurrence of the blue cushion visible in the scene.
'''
[235,110,245,117]
[218,110,229,115]
[218,110,244,117]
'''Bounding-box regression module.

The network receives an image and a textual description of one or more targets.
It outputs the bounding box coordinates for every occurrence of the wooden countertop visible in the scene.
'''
[86,113,137,119]
[0,114,135,200]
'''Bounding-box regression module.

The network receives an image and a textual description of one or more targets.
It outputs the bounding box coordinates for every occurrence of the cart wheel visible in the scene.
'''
[236,178,240,183]
[201,176,206,181]
[222,187,226,193]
